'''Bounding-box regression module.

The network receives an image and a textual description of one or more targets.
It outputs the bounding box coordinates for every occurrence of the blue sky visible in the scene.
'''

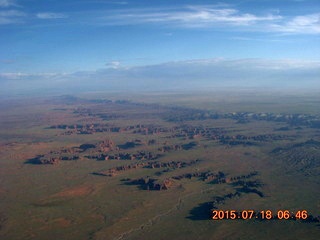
[0,0,320,94]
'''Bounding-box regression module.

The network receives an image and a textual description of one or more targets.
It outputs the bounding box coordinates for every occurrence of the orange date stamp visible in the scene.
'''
[212,210,309,220]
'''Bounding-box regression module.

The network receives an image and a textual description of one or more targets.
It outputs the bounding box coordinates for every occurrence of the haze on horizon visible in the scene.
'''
[0,0,319,96]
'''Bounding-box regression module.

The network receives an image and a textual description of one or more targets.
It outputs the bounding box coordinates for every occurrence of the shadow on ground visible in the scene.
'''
[187,202,213,221]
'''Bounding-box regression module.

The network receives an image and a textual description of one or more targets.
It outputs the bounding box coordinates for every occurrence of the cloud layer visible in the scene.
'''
[270,13,320,34]
[100,5,320,34]
[36,12,68,19]
[103,5,282,27]
[1,58,319,95]
[0,9,24,24]
[0,0,67,24]
[0,0,16,7]
[0,3,319,34]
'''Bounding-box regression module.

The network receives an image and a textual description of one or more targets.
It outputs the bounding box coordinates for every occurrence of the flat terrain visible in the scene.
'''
[0,91,319,240]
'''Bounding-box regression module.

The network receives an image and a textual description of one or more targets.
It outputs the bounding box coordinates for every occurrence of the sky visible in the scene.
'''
[0,0,320,95]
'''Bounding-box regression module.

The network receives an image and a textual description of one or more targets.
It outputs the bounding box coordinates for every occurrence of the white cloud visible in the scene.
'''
[103,6,282,27]
[0,72,65,80]
[105,61,121,69]
[0,9,24,17]
[114,1,128,5]
[0,0,16,8]
[0,10,67,24]
[1,58,319,94]
[0,9,25,24]
[99,5,320,35]
[0,0,24,24]
[36,12,68,19]
[0,72,28,79]
[167,6,281,26]
[89,0,128,5]
[270,13,320,34]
